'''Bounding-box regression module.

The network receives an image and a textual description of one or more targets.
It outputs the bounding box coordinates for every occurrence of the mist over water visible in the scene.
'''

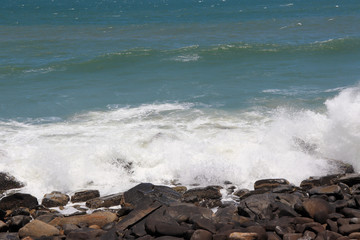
[0,0,360,197]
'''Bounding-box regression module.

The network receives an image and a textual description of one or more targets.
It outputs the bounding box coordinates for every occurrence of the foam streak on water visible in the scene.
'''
[0,87,359,198]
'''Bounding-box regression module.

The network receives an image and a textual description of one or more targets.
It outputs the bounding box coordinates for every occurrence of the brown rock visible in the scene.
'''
[18,219,60,238]
[0,220,8,232]
[339,224,360,235]
[254,179,289,190]
[0,193,38,210]
[341,208,360,218]
[42,191,70,208]
[316,230,342,240]
[89,224,101,229]
[190,229,212,240]
[349,232,360,239]
[266,232,281,240]
[172,186,187,194]
[190,215,216,233]
[0,233,20,240]
[229,232,258,240]
[0,172,24,191]
[282,233,302,240]
[303,230,316,240]
[49,211,117,228]
[71,190,100,203]
[183,186,222,201]
[62,223,79,235]
[86,193,122,209]
[66,228,104,240]
[303,198,334,223]
[308,185,342,196]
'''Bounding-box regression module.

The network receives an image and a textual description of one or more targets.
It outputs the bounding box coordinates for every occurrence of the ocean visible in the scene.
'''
[0,0,359,198]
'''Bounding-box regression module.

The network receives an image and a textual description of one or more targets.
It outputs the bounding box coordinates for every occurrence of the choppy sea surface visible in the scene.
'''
[0,0,360,197]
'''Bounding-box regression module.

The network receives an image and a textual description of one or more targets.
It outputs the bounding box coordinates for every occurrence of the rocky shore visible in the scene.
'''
[1,169,360,240]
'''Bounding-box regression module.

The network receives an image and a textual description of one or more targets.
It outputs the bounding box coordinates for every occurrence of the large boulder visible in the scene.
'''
[41,191,70,208]
[302,198,335,223]
[18,219,60,238]
[0,193,38,210]
[122,183,181,208]
[49,211,117,227]
[0,172,24,191]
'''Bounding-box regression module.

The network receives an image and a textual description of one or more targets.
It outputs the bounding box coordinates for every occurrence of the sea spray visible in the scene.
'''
[0,87,358,198]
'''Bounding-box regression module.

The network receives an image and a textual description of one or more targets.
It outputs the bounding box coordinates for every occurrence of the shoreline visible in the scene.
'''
[0,167,360,239]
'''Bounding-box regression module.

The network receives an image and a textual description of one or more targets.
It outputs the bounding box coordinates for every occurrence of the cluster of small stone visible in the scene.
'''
[0,171,360,240]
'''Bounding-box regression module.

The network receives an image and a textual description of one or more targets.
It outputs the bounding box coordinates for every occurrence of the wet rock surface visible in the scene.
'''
[1,172,360,239]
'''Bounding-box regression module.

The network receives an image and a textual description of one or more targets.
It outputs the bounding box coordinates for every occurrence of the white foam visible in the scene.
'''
[0,86,359,198]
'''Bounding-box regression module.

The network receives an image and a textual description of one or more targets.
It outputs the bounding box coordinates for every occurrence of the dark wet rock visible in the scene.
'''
[254,179,289,190]
[155,221,188,237]
[246,226,266,240]
[130,218,147,237]
[300,177,322,190]
[333,199,348,209]
[234,189,250,199]
[137,235,155,240]
[62,223,80,235]
[115,200,162,232]
[334,174,360,187]
[183,186,222,201]
[117,206,133,217]
[42,191,70,208]
[8,207,30,217]
[295,222,322,233]
[328,212,344,220]
[293,217,314,224]
[0,193,38,210]
[166,203,213,222]
[0,232,20,240]
[282,233,303,240]
[122,183,181,208]
[198,198,222,208]
[302,198,335,223]
[0,172,24,192]
[8,215,31,232]
[275,226,295,237]
[266,232,281,240]
[351,184,360,195]
[326,219,338,233]
[341,207,360,218]
[190,229,212,240]
[154,237,184,240]
[0,220,8,232]
[337,218,350,226]
[190,215,216,233]
[71,190,100,203]
[270,202,300,218]
[215,204,250,224]
[66,228,105,240]
[86,193,122,209]
[339,224,360,235]
[271,185,297,194]
[35,213,63,223]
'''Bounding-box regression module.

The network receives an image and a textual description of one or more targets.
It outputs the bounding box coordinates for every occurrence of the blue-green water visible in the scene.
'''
[0,0,359,196]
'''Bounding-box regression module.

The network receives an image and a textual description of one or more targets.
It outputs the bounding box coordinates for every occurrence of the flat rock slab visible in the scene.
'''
[229,232,258,240]
[49,211,117,228]
[86,193,122,209]
[71,190,100,203]
[0,193,38,210]
[254,179,289,190]
[308,185,342,196]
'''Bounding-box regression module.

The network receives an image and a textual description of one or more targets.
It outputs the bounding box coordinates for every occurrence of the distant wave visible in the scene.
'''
[2,38,359,76]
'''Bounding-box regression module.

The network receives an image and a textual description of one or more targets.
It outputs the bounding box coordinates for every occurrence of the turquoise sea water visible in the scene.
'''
[0,0,360,196]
